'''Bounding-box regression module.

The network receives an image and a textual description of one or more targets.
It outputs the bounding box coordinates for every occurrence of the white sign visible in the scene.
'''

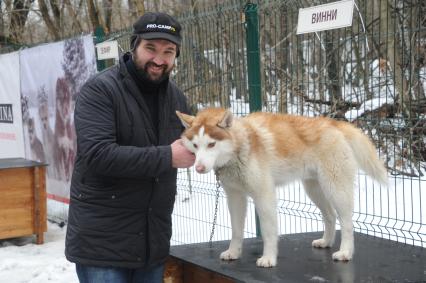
[96,40,119,60]
[0,51,25,159]
[297,0,354,34]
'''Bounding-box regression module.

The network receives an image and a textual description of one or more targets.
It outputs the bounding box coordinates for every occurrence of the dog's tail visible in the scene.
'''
[339,123,388,185]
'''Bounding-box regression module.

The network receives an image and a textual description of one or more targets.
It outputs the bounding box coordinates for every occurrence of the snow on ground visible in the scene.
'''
[0,222,78,283]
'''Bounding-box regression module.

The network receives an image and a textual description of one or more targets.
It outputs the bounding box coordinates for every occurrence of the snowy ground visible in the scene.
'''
[0,222,78,283]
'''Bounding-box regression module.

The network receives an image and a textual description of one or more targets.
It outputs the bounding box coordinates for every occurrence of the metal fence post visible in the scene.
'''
[244,2,262,238]
[245,2,262,112]
[94,26,106,72]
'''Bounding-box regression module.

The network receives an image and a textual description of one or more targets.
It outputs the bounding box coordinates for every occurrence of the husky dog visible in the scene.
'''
[176,108,387,268]
[55,77,75,182]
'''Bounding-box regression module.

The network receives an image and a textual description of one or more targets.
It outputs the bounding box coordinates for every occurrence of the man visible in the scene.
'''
[65,12,195,283]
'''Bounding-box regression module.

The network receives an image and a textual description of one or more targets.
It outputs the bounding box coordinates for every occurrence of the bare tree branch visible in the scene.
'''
[87,0,101,31]
[102,0,112,33]
[63,0,83,34]
[37,0,60,40]
[49,0,60,27]
[9,0,34,43]
[135,0,144,17]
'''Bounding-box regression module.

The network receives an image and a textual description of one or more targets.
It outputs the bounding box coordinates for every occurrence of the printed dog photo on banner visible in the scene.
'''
[20,35,96,200]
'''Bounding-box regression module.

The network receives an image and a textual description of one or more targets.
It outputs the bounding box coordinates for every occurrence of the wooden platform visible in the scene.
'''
[166,232,425,283]
[0,158,47,244]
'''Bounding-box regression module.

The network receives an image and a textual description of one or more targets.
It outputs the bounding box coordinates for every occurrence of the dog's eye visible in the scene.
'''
[208,142,216,148]
[193,143,198,149]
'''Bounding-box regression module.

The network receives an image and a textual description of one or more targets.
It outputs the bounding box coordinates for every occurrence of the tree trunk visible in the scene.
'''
[127,0,144,21]
[49,0,61,28]
[352,0,373,100]
[135,0,144,16]
[9,0,33,43]
[127,0,137,22]
[381,0,410,116]
[0,0,4,42]
[87,0,101,31]
[325,30,342,115]
[63,0,83,34]
[102,0,112,33]
[193,0,208,105]
[37,0,60,40]
[219,14,231,108]
[153,0,160,12]
[277,6,289,114]
[409,0,426,100]
[289,10,304,113]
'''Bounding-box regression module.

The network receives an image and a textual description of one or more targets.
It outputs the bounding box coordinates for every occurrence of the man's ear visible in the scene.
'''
[217,109,233,129]
[176,111,194,128]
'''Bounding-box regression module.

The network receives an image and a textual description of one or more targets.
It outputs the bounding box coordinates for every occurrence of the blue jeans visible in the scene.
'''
[75,263,164,283]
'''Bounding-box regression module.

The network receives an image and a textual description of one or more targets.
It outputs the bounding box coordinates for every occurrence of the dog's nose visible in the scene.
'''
[195,164,206,173]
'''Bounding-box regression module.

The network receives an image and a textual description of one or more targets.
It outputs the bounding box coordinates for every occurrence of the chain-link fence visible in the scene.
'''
[166,0,425,247]
[3,0,424,247]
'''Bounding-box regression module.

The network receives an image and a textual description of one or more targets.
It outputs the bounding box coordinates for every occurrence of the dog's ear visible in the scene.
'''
[176,111,194,128]
[217,109,233,129]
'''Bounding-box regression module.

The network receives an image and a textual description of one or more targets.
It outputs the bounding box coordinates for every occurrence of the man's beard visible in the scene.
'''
[135,60,172,84]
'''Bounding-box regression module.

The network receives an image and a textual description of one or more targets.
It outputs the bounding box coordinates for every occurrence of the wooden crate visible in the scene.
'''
[164,256,235,283]
[0,159,47,244]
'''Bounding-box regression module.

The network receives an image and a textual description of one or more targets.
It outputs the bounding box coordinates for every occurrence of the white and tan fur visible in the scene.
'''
[177,108,387,268]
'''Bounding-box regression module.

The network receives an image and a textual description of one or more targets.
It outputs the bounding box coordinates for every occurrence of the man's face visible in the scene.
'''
[133,38,177,83]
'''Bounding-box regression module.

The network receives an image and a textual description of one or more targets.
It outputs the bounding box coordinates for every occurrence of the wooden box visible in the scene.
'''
[0,158,47,244]
[164,256,235,283]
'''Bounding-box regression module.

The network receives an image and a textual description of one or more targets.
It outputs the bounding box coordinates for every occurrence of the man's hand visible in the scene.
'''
[171,139,195,168]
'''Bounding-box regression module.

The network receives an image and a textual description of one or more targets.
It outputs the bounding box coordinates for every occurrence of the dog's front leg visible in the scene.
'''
[251,182,278,268]
[220,188,247,261]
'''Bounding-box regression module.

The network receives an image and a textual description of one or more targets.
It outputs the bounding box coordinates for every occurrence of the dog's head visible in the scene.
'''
[176,108,235,174]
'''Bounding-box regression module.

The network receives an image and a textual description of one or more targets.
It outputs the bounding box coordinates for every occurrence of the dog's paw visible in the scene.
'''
[332,250,352,261]
[256,255,277,268]
[220,249,240,261]
[312,238,332,248]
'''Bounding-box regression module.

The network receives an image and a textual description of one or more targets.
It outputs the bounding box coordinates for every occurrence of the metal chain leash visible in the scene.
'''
[209,172,221,248]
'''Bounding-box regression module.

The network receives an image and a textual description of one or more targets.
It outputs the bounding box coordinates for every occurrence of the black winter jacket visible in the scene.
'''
[65,53,189,268]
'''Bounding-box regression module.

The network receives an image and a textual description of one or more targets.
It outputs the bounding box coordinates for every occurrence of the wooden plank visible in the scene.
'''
[164,257,183,283]
[38,166,47,232]
[0,168,32,190]
[0,208,33,240]
[0,206,33,222]
[0,228,34,240]
[183,261,235,283]
[1,195,33,209]
[0,184,33,196]
[1,189,33,210]
[164,257,235,283]
[0,208,32,229]
[34,166,47,244]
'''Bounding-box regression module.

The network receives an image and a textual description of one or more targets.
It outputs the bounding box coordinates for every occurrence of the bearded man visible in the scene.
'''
[65,12,195,283]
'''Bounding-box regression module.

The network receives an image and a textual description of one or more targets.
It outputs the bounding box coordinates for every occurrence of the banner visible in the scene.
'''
[20,35,96,201]
[0,52,25,159]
